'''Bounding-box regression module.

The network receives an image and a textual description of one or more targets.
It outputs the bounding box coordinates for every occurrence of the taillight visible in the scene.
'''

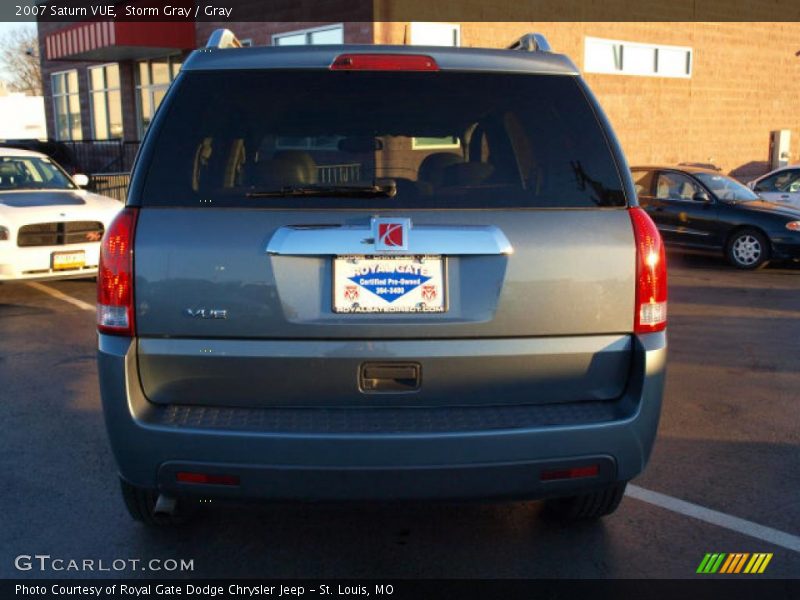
[97,207,138,335]
[330,53,439,71]
[630,207,667,333]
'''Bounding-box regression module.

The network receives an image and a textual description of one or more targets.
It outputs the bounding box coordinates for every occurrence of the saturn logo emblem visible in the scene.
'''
[372,217,411,252]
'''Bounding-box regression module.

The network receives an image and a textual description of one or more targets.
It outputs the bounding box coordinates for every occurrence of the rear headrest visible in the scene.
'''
[0,163,19,176]
[418,152,463,186]
[252,151,318,187]
[441,162,494,187]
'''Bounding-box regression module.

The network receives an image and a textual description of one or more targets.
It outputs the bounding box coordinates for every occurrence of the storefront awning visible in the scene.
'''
[45,22,195,61]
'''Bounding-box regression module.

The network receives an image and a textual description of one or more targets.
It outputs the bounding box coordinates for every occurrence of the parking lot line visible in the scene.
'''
[24,281,94,312]
[627,484,800,552]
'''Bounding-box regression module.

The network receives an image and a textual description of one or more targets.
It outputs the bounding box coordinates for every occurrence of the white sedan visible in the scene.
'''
[748,164,800,210]
[0,147,122,281]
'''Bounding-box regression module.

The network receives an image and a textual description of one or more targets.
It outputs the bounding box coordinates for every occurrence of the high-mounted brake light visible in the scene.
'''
[97,207,138,336]
[629,207,667,333]
[330,53,439,71]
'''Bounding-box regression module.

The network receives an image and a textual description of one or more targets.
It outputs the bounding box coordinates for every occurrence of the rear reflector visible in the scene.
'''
[629,207,667,334]
[97,208,138,336]
[176,472,240,486]
[540,465,599,481]
[330,53,439,71]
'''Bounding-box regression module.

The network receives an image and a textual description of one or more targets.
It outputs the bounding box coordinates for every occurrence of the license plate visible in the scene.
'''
[52,251,85,271]
[333,255,446,313]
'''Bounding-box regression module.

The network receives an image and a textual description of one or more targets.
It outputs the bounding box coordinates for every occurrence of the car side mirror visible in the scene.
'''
[73,173,89,187]
[693,191,710,203]
[747,181,756,190]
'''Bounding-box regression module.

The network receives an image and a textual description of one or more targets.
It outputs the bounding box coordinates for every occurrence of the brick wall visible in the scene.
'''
[36,18,800,181]
[374,21,800,179]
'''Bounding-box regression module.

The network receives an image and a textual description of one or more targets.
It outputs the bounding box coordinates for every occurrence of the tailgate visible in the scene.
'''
[134,208,635,408]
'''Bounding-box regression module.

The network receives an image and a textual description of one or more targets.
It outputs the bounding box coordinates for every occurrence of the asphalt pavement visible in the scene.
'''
[1,254,798,579]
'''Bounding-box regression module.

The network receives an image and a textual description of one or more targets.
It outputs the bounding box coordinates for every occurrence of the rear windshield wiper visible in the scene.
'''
[246,183,396,198]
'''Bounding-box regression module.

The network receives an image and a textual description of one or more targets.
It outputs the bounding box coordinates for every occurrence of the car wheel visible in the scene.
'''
[542,481,627,521]
[119,478,195,527]
[726,229,769,269]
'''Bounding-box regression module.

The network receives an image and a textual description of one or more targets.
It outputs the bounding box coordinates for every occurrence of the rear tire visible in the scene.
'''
[543,481,627,521]
[726,228,769,269]
[120,478,195,527]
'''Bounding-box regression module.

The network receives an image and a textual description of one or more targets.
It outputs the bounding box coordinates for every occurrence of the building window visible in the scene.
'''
[584,37,692,78]
[273,24,343,46]
[89,64,123,140]
[411,137,460,150]
[51,70,82,141]
[136,55,182,138]
[273,25,343,149]
[409,23,461,150]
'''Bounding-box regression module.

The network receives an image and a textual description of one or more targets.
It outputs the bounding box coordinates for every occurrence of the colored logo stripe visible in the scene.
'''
[697,553,773,574]
[697,553,726,573]
[744,553,773,574]
[720,553,749,573]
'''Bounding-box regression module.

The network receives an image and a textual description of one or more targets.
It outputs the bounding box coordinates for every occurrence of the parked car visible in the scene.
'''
[98,31,667,526]
[632,165,800,269]
[747,165,800,210]
[0,147,121,281]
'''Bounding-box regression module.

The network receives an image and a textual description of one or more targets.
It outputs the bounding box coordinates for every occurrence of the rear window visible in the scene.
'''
[137,70,626,209]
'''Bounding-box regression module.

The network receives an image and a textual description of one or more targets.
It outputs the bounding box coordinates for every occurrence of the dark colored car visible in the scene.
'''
[97,32,668,526]
[0,139,81,175]
[632,166,800,269]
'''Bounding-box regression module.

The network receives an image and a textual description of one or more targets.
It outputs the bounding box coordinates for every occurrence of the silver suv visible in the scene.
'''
[97,32,667,526]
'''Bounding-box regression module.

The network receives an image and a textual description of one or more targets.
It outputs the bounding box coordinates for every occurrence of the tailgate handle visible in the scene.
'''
[267,224,512,256]
[360,362,421,393]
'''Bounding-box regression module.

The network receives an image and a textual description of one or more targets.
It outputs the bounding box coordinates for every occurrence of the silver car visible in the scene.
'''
[97,32,667,526]
[748,165,800,211]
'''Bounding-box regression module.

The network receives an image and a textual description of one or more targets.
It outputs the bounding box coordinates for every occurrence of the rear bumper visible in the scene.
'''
[98,332,667,501]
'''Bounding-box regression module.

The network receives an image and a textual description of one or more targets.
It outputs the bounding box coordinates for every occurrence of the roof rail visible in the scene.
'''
[507,33,552,53]
[206,29,242,50]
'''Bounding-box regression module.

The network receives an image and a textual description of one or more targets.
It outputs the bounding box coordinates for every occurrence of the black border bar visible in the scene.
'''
[6,0,800,23]
[4,579,800,600]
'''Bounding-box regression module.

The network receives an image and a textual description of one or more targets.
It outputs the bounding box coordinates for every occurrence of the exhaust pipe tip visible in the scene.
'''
[153,493,178,516]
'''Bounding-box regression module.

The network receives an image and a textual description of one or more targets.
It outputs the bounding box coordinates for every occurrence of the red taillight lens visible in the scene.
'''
[629,207,667,334]
[540,465,600,481]
[176,472,240,486]
[330,53,439,71]
[97,207,138,336]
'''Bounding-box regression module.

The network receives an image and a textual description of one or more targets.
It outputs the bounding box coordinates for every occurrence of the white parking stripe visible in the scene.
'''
[24,281,94,312]
[626,484,800,552]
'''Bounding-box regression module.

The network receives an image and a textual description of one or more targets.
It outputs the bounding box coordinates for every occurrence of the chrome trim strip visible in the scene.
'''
[267,224,513,256]
[656,225,711,236]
